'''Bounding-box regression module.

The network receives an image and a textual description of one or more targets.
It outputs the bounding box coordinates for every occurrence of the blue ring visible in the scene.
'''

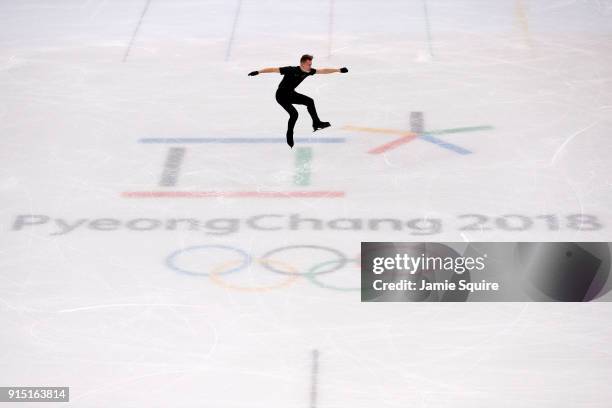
[166,245,251,277]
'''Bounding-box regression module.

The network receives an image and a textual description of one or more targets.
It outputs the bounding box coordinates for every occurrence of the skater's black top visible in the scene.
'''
[277,66,316,92]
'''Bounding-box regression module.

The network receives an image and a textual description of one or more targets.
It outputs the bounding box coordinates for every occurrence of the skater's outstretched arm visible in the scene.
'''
[248,67,279,76]
[315,67,349,74]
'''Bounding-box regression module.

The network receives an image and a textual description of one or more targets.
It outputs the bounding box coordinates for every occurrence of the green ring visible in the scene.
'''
[306,259,360,292]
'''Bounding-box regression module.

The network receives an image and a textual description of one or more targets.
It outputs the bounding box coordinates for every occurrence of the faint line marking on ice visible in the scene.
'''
[310,349,319,408]
[342,119,492,155]
[139,137,345,144]
[130,137,345,199]
[122,0,153,62]
[411,112,470,154]
[550,121,599,165]
[295,147,313,186]
[419,134,472,155]
[369,133,419,154]
[422,0,434,57]
[160,147,186,187]
[411,112,424,133]
[514,0,534,49]
[88,0,109,21]
[327,0,335,58]
[122,191,345,198]
[225,0,243,61]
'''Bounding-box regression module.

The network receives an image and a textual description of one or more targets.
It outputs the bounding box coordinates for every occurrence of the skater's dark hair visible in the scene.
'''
[300,54,313,63]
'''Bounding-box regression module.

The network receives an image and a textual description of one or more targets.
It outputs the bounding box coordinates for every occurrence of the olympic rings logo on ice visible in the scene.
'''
[165,244,360,292]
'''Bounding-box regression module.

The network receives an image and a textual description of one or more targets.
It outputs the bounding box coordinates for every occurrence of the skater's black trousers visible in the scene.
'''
[275,89,321,136]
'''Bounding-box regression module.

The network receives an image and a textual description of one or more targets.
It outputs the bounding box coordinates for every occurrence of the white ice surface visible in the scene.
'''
[1,0,612,407]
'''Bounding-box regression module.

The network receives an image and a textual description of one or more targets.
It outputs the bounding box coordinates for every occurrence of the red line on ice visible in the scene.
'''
[122,191,345,198]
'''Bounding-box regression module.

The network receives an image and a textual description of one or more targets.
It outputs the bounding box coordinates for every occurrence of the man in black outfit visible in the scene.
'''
[249,54,348,147]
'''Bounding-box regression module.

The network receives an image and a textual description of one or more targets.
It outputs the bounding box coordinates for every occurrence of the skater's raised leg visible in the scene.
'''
[292,92,330,131]
[292,92,320,124]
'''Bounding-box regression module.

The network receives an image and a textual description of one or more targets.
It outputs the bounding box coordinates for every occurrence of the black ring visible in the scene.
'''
[259,245,349,276]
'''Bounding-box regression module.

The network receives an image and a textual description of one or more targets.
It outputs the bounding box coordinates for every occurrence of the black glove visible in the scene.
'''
[340,67,348,73]
[248,71,259,76]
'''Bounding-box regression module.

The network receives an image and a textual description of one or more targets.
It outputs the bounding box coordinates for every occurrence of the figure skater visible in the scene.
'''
[249,54,348,147]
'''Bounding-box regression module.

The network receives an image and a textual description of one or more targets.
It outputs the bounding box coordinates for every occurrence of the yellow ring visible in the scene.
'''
[209,258,300,292]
